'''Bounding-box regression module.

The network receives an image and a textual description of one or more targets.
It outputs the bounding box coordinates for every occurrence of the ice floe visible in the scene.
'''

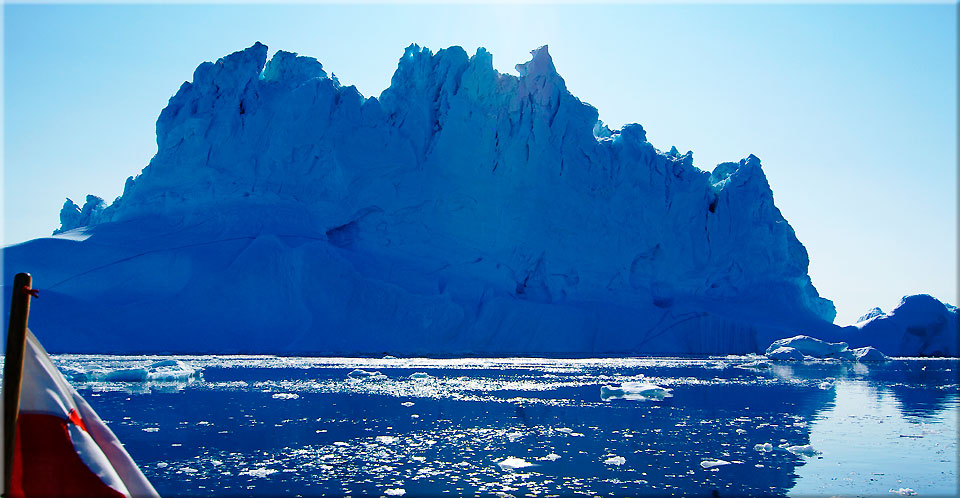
[384,488,406,496]
[603,455,626,466]
[700,459,731,469]
[600,382,672,401]
[497,457,533,470]
[786,444,821,457]
[272,393,299,400]
[348,369,385,379]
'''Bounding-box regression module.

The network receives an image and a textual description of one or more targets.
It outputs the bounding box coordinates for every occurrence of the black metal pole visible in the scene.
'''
[3,273,33,496]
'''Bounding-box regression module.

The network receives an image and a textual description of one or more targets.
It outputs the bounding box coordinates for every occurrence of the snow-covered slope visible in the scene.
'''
[1,42,892,354]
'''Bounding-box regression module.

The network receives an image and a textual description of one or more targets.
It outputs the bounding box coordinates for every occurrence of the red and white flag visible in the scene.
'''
[6,329,159,497]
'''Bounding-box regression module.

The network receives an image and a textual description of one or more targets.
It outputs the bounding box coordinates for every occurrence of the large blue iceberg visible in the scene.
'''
[4,43,953,355]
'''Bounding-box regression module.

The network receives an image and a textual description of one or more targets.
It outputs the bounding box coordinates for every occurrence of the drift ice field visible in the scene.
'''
[2,355,952,496]
[2,39,958,497]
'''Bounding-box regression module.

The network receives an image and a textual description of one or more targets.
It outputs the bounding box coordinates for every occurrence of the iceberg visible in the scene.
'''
[3,42,950,356]
[64,359,199,383]
[765,346,805,361]
[849,295,958,356]
[765,336,848,358]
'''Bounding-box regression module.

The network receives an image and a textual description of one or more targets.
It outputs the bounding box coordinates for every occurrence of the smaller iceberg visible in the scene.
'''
[600,382,672,401]
[765,335,888,362]
[852,346,888,362]
[765,347,805,361]
[766,335,848,358]
[65,359,199,383]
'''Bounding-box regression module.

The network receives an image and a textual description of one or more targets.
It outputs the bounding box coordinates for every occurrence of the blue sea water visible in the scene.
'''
[41,357,960,496]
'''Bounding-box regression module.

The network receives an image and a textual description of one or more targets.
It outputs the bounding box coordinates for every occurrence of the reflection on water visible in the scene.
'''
[9,356,958,496]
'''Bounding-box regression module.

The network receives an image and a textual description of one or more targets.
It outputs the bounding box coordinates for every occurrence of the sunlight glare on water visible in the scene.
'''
[3,355,955,496]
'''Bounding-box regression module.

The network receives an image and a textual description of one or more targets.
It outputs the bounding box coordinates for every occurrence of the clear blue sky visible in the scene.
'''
[3,2,956,324]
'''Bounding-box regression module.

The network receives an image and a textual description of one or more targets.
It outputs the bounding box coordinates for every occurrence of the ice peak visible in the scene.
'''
[515,45,557,78]
[261,50,327,86]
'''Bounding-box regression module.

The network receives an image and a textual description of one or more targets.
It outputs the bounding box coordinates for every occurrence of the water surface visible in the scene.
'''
[40,356,960,496]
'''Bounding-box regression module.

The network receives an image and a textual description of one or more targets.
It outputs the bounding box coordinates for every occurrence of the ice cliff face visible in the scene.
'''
[10,42,841,354]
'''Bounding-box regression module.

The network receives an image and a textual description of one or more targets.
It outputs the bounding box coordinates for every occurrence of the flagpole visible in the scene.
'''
[3,273,33,497]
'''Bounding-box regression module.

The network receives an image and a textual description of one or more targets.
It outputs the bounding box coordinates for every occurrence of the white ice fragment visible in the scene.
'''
[401,401,415,407]
[604,456,626,466]
[241,468,278,478]
[348,369,384,379]
[735,429,747,434]
[408,372,432,379]
[556,427,574,434]
[786,444,821,457]
[537,453,561,461]
[700,459,731,469]
[384,488,406,496]
[375,435,397,444]
[600,382,672,401]
[505,431,523,442]
[497,457,533,470]
[272,393,299,400]
[142,427,160,433]
[736,360,771,370]
[889,488,917,496]
[753,443,773,452]
[818,381,834,390]
[382,355,398,360]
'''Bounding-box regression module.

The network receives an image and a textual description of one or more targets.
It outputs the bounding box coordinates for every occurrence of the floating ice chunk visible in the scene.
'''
[375,435,397,444]
[538,453,561,461]
[818,381,834,390]
[604,455,626,466]
[889,488,917,496]
[786,444,821,457]
[68,359,199,383]
[241,468,277,478]
[505,432,523,442]
[753,443,773,452]
[853,346,888,362]
[600,382,672,401]
[736,360,771,370]
[556,427,574,434]
[408,372,432,379]
[497,457,533,470]
[142,427,160,433]
[401,401,415,407]
[272,393,299,400]
[766,335,848,359]
[765,347,805,361]
[348,369,384,379]
[384,488,406,496]
[383,355,398,360]
[700,459,731,469]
